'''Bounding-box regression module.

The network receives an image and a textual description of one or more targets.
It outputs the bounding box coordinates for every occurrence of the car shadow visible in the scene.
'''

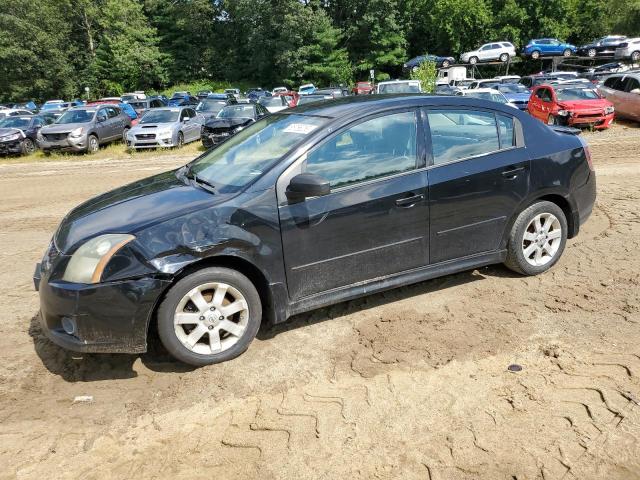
[30,264,520,381]
[258,264,518,340]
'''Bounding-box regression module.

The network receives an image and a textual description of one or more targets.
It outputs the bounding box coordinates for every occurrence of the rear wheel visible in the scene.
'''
[631,51,640,62]
[157,267,262,366]
[531,50,541,60]
[587,48,597,58]
[563,48,572,57]
[499,53,509,62]
[87,134,99,154]
[442,59,451,68]
[504,201,567,275]
[21,138,36,155]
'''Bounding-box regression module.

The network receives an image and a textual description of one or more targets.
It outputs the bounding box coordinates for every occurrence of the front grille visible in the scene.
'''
[135,133,156,140]
[43,133,68,141]
[574,111,604,119]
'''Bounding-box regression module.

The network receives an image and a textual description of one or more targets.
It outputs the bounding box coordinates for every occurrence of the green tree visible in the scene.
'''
[409,60,437,93]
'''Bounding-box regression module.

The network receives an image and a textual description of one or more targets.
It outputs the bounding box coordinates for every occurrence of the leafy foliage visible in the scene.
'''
[409,61,438,93]
[0,0,638,102]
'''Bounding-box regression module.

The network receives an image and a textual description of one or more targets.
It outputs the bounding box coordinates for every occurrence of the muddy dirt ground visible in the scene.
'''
[1,124,639,480]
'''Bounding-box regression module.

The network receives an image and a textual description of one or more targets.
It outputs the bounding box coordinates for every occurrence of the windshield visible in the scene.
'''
[0,117,31,128]
[129,101,147,110]
[217,105,255,119]
[224,89,237,94]
[56,109,95,124]
[299,86,315,93]
[121,95,137,101]
[498,84,529,94]
[140,109,180,124]
[478,81,500,89]
[42,103,64,111]
[456,80,474,87]
[379,83,421,94]
[297,96,325,105]
[466,91,507,103]
[172,92,188,98]
[259,97,284,107]
[196,100,225,113]
[556,88,600,101]
[189,114,328,193]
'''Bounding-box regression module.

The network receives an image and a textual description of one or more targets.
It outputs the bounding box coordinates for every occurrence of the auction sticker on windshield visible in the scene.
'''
[282,123,318,135]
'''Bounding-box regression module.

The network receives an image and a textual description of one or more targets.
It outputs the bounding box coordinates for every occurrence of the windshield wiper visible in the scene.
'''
[182,166,216,192]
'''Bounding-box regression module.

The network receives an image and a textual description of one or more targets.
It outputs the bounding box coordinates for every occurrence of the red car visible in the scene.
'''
[528,84,615,130]
[274,91,300,107]
[352,81,374,95]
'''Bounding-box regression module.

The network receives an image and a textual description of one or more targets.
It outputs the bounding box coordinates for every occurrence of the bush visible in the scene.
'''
[409,61,437,94]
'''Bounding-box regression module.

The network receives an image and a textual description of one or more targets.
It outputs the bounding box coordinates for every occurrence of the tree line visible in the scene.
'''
[0,0,638,102]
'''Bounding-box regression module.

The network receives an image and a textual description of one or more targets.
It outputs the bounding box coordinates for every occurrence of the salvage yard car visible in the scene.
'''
[460,41,516,64]
[38,105,132,154]
[598,73,640,122]
[126,107,204,149]
[34,95,596,366]
[201,103,269,148]
[0,114,51,155]
[376,80,422,94]
[528,84,615,129]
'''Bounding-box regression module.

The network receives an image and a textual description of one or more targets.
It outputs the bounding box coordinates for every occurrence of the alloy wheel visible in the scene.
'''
[22,138,36,154]
[173,282,249,355]
[122,128,129,142]
[531,51,540,60]
[563,49,572,57]
[88,136,99,153]
[632,51,640,62]
[522,213,562,267]
[587,48,597,57]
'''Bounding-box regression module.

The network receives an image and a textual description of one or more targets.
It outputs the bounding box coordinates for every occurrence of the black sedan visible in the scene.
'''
[34,95,596,366]
[200,103,269,148]
[403,54,456,72]
[577,35,627,57]
[0,114,51,155]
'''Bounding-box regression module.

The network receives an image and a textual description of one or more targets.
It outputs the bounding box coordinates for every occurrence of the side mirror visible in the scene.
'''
[286,173,330,203]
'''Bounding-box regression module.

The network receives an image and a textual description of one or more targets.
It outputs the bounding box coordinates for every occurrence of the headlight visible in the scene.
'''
[604,106,615,115]
[557,110,570,116]
[63,234,135,284]
[69,127,84,138]
[234,126,244,133]
[0,132,21,142]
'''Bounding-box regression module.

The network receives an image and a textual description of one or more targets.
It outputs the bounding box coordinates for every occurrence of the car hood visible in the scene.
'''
[204,117,253,130]
[558,99,612,110]
[41,122,90,133]
[0,128,24,137]
[131,122,177,132]
[503,93,531,102]
[54,170,230,253]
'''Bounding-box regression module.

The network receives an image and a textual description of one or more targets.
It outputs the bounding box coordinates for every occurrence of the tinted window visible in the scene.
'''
[603,76,623,90]
[622,77,640,92]
[537,88,552,101]
[427,110,500,165]
[521,78,532,87]
[306,111,417,188]
[106,107,119,118]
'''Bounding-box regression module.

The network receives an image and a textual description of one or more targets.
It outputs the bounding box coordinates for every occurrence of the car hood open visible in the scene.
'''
[54,170,231,253]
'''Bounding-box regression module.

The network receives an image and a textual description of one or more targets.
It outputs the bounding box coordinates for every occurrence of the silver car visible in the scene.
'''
[126,107,204,149]
[615,37,640,62]
[38,105,131,154]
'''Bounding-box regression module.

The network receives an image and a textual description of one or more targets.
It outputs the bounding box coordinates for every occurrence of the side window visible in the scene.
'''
[106,107,118,118]
[623,77,640,92]
[306,111,417,188]
[427,110,500,165]
[497,115,516,149]
[187,108,196,118]
[180,109,189,121]
[604,76,622,90]
[32,118,43,128]
[536,88,552,102]
[521,78,531,88]
[97,108,108,121]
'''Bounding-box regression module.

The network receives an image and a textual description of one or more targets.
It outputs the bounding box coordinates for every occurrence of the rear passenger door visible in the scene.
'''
[425,108,529,263]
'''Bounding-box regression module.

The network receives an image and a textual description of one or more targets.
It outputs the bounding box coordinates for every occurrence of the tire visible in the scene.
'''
[156,267,262,366]
[87,134,99,154]
[43,150,51,157]
[122,127,129,143]
[176,131,184,149]
[587,48,597,58]
[21,138,36,155]
[631,51,640,62]
[469,56,478,65]
[442,59,451,68]
[547,114,558,126]
[563,49,572,57]
[499,53,509,62]
[531,50,540,60]
[504,201,568,275]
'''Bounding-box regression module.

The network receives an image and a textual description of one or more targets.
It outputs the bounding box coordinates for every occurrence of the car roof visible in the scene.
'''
[465,88,501,94]
[290,94,519,117]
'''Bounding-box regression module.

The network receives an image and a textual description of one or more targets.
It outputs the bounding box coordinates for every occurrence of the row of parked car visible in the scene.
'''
[403,35,640,70]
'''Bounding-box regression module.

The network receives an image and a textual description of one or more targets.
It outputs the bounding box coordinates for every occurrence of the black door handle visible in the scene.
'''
[501,166,526,178]
[395,194,425,207]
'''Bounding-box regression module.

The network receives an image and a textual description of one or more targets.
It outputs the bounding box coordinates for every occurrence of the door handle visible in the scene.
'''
[501,166,526,179]
[395,194,425,207]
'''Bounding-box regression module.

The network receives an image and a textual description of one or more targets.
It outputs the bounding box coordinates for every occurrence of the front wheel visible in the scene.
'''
[563,49,572,57]
[442,59,451,68]
[631,51,640,62]
[21,138,36,155]
[587,48,597,58]
[531,50,540,60]
[504,201,567,275]
[157,267,262,366]
[547,114,558,126]
[176,132,184,149]
[122,127,130,143]
[87,134,99,154]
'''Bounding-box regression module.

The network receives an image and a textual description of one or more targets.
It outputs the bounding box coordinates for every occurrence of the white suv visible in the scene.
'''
[460,42,517,65]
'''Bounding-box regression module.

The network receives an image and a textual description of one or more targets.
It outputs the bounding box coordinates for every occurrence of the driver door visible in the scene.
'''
[278,109,429,300]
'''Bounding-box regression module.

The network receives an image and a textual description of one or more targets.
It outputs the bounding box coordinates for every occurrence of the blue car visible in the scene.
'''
[118,102,138,123]
[496,84,531,111]
[523,39,576,59]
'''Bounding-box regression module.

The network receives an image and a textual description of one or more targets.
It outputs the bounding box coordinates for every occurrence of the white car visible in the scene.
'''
[258,95,289,113]
[460,42,517,65]
[448,78,475,90]
[224,88,241,100]
[271,86,288,95]
[457,88,518,108]
[615,38,640,62]
[494,75,521,83]
[0,108,36,119]
[467,79,502,90]
[298,83,316,95]
[375,80,422,94]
